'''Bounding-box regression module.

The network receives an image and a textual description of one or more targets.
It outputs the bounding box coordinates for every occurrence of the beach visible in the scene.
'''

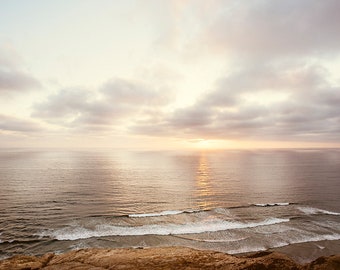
[1,247,340,270]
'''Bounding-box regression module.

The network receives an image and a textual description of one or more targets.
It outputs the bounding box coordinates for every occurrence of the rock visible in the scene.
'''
[302,254,340,270]
[0,253,54,270]
[0,247,339,270]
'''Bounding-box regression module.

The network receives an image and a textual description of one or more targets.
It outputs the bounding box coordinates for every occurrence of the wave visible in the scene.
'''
[297,207,340,216]
[128,210,200,218]
[254,202,290,207]
[173,235,249,243]
[128,203,293,218]
[228,233,340,255]
[0,255,10,261]
[0,239,14,244]
[272,233,340,250]
[38,218,290,241]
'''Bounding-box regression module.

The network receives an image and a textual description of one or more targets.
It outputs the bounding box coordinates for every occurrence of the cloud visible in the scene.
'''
[0,46,40,93]
[0,69,40,92]
[167,106,213,128]
[101,78,171,106]
[0,114,42,133]
[33,88,91,120]
[5,1,340,146]
[131,63,340,142]
[32,78,172,131]
[144,0,340,144]
[205,0,340,58]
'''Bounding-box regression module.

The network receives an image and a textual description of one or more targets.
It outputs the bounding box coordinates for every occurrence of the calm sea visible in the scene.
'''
[0,149,340,263]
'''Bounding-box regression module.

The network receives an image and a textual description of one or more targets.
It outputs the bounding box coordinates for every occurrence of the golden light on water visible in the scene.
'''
[195,154,214,209]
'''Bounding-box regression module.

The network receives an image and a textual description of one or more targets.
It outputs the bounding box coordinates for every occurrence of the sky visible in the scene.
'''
[1,0,340,150]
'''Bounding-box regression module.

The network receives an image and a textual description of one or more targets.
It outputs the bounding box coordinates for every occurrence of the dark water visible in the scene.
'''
[0,149,340,263]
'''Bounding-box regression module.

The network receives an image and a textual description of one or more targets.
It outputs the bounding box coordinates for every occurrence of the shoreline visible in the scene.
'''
[1,246,339,270]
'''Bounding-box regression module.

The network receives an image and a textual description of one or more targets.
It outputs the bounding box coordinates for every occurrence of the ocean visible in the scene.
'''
[0,148,340,263]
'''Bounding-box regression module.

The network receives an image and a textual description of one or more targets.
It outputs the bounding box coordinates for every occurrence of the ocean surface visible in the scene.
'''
[0,148,340,263]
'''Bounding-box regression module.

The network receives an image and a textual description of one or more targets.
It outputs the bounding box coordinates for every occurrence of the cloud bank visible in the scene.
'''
[2,1,340,147]
[0,114,42,133]
[0,47,40,93]
[132,64,340,142]
[131,0,340,143]
[205,0,340,58]
[32,78,172,132]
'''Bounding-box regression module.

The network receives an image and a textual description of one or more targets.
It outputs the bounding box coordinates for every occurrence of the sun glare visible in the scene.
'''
[195,140,211,149]
[191,139,227,150]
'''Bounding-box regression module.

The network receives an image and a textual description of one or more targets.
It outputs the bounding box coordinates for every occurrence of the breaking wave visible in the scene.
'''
[228,233,340,254]
[128,209,200,218]
[297,207,340,216]
[254,202,290,207]
[128,203,294,218]
[38,218,289,241]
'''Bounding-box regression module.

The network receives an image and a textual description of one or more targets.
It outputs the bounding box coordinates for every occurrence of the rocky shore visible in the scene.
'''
[1,247,339,270]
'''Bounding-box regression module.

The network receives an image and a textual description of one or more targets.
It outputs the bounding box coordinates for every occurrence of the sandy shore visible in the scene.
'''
[0,247,339,270]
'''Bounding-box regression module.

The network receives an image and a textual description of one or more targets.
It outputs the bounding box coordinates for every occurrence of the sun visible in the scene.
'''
[195,139,213,149]
[189,139,228,150]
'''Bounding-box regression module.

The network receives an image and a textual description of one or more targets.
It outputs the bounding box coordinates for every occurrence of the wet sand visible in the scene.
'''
[1,246,339,270]
[269,239,340,264]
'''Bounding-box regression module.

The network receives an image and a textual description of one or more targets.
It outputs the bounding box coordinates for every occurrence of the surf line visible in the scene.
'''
[171,234,249,243]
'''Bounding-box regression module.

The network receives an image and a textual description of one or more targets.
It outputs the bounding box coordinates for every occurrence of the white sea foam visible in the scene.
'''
[227,233,340,255]
[129,210,185,218]
[70,242,90,251]
[213,208,232,215]
[297,207,340,216]
[39,218,290,241]
[128,209,202,218]
[315,244,325,250]
[228,246,267,255]
[174,235,249,243]
[0,255,10,261]
[254,202,290,207]
[275,234,340,248]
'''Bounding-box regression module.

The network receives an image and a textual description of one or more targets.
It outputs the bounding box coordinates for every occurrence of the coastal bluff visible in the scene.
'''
[1,247,339,270]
